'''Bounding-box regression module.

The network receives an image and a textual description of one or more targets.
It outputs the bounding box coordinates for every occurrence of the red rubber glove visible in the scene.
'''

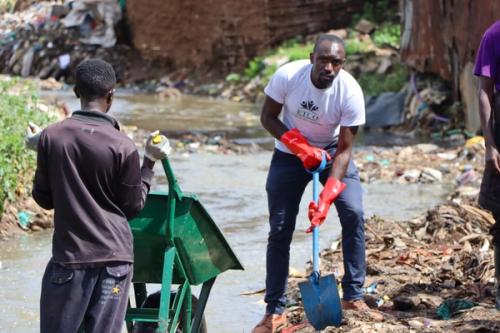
[280,128,331,170]
[306,177,346,233]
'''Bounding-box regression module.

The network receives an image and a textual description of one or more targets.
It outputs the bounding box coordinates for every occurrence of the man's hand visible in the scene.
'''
[486,145,500,173]
[280,128,331,170]
[145,130,171,162]
[306,177,346,233]
[25,122,42,151]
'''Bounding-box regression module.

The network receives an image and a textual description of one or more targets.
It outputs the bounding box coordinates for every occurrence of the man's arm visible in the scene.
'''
[32,132,53,209]
[478,76,500,173]
[330,126,358,180]
[116,151,153,220]
[260,95,287,139]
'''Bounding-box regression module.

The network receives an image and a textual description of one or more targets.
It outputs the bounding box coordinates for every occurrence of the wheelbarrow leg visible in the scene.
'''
[191,277,215,333]
[159,248,176,333]
[182,284,192,333]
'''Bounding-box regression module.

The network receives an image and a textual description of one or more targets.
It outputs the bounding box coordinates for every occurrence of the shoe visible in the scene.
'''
[251,313,287,333]
[341,299,384,321]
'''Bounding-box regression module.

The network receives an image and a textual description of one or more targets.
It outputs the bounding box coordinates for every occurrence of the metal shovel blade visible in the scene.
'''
[298,273,342,330]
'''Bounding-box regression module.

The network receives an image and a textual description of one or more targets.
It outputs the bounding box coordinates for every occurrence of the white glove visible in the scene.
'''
[25,122,42,151]
[145,130,171,161]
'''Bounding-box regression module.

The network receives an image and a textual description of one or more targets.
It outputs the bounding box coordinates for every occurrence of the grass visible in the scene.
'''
[345,38,371,55]
[0,78,53,215]
[357,63,408,96]
[373,23,401,49]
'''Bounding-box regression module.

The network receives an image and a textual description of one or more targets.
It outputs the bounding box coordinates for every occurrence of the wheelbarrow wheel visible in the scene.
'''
[131,291,208,333]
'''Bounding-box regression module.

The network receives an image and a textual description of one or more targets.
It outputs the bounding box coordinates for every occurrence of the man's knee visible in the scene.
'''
[268,218,295,244]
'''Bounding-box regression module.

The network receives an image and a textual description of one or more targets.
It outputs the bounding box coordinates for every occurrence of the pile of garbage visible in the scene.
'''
[354,137,485,190]
[0,1,138,82]
[284,198,498,332]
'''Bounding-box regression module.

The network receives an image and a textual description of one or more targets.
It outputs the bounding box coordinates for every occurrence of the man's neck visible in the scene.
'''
[80,100,107,113]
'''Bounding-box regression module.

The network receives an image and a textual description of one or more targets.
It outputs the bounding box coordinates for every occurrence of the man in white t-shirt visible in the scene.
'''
[252,35,381,333]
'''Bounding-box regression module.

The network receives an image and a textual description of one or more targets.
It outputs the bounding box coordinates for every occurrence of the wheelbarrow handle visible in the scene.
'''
[161,158,183,200]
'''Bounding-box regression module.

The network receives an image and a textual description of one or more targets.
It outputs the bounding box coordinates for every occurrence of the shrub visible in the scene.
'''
[357,63,408,96]
[0,78,53,215]
[373,23,401,49]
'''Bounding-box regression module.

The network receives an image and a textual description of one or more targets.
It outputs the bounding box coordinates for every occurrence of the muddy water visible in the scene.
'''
[0,92,451,332]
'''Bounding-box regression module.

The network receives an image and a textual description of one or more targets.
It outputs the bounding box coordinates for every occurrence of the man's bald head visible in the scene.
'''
[313,34,345,53]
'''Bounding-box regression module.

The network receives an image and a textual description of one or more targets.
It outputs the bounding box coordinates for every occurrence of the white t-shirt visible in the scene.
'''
[264,59,365,153]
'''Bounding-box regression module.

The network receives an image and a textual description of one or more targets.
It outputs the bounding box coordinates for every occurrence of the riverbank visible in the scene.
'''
[1,114,486,238]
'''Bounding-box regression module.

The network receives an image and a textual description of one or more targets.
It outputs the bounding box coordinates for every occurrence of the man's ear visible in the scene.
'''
[106,90,114,107]
[73,86,80,98]
[107,89,115,104]
[310,52,314,64]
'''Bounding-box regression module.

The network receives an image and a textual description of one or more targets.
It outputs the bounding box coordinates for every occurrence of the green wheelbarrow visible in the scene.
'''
[125,158,244,333]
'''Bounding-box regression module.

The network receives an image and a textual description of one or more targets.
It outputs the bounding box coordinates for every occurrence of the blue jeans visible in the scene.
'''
[264,148,365,315]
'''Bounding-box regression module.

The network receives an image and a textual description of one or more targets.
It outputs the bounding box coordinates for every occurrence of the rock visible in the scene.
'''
[326,28,348,39]
[393,295,421,311]
[437,152,457,160]
[416,143,439,153]
[398,147,415,160]
[420,167,443,183]
[360,58,379,73]
[376,57,392,74]
[407,319,424,328]
[402,169,421,182]
[355,19,375,34]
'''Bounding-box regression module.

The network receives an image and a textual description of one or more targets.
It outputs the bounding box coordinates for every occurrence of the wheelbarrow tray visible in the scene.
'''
[130,191,243,286]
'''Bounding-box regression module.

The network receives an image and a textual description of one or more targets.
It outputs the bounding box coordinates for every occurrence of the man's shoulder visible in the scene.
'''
[485,21,500,37]
[337,69,362,91]
[43,117,137,150]
[277,60,311,79]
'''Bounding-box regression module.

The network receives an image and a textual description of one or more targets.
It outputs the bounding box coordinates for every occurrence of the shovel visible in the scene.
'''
[299,154,342,330]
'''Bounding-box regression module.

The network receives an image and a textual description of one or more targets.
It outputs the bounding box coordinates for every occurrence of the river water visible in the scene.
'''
[0,92,451,333]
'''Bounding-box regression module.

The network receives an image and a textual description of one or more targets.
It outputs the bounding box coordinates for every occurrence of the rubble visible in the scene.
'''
[283,197,498,332]
[0,1,145,83]
[354,136,485,187]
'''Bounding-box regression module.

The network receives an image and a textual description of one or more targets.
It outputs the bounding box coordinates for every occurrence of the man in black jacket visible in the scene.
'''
[31,59,170,333]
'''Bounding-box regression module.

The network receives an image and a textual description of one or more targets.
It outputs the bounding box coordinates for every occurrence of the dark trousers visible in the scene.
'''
[264,149,365,315]
[40,260,133,333]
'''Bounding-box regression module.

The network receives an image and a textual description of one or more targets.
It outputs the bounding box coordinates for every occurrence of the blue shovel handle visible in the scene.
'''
[306,152,327,282]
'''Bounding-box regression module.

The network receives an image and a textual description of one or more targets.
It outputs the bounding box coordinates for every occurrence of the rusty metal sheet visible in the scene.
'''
[401,0,500,94]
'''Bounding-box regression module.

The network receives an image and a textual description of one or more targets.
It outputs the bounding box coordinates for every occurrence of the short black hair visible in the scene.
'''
[313,34,345,52]
[75,59,116,100]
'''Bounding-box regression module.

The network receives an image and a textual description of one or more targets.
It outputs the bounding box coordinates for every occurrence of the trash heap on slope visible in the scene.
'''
[285,198,499,332]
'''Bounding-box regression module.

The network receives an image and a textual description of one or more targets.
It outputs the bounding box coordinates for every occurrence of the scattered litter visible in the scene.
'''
[436,299,478,320]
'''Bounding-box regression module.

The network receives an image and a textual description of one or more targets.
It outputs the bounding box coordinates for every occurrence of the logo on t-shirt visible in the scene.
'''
[296,100,319,123]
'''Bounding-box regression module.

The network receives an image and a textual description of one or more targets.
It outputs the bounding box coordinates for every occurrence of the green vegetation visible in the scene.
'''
[357,63,408,96]
[0,78,53,215]
[226,39,313,87]
[373,23,401,49]
[345,38,371,55]
[351,0,398,25]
